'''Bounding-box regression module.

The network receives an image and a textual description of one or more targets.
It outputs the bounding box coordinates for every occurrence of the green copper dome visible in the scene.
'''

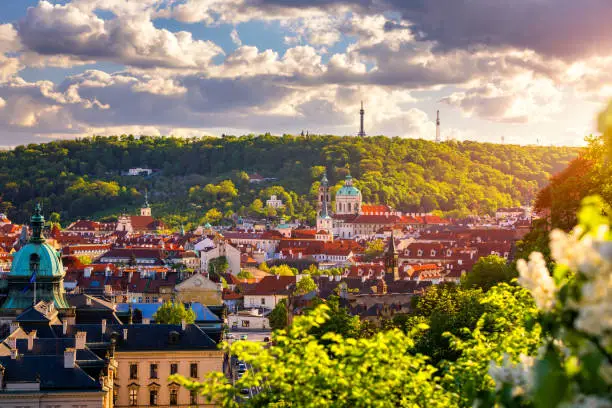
[9,242,64,278]
[2,204,69,310]
[337,175,361,197]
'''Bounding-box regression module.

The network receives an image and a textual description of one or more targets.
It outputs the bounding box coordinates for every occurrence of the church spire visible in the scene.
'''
[358,101,366,137]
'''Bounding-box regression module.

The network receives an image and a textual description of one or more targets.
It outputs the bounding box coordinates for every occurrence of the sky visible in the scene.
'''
[0,0,611,147]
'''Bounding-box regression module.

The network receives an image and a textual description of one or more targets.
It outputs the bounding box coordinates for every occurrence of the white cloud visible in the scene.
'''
[441,72,563,123]
[17,1,224,70]
[230,29,242,46]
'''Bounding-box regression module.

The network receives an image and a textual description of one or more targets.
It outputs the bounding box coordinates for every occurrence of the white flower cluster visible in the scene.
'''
[549,226,612,346]
[517,226,612,347]
[488,354,535,397]
[517,252,557,311]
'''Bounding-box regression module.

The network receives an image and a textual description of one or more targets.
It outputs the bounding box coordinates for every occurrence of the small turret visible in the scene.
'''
[30,203,45,244]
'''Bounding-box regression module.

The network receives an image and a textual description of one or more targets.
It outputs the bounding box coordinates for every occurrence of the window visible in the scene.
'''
[190,390,198,405]
[113,388,118,405]
[129,363,138,379]
[190,363,198,378]
[30,254,40,272]
[149,389,158,406]
[129,388,138,406]
[150,363,158,379]
[261,297,265,305]
[170,363,178,375]
[242,320,250,328]
[170,389,178,406]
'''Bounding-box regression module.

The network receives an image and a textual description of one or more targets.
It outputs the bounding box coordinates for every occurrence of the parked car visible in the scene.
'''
[263,337,270,342]
[225,333,235,339]
[237,363,247,372]
[240,334,248,340]
[240,388,251,399]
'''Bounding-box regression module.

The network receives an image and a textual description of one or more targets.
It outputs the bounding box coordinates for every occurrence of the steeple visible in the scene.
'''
[29,203,45,244]
[140,189,152,217]
[358,101,366,137]
[385,230,400,280]
[319,173,330,218]
[435,110,441,143]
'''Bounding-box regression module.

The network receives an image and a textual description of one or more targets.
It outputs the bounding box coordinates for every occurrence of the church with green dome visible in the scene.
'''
[335,173,362,215]
[1,204,69,310]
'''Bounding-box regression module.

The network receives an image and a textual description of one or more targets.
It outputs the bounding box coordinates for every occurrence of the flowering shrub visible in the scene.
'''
[485,196,612,408]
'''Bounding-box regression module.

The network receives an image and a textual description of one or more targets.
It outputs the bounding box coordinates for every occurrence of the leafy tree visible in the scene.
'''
[293,275,317,296]
[49,212,61,225]
[153,301,196,325]
[258,262,270,273]
[462,254,516,291]
[306,295,361,340]
[364,239,385,260]
[204,208,223,224]
[76,255,93,265]
[172,304,454,407]
[269,264,294,276]
[237,270,254,279]
[208,257,228,278]
[268,299,288,330]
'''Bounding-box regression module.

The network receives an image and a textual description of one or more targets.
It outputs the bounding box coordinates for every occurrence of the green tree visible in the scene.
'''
[268,299,288,330]
[204,208,223,224]
[293,275,317,296]
[237,270,254,279]
[269,264,295,276]
[258,262,270,273]
[153,301,196,325]
[172,304,453,407]
[462,255,516,291]
[364,239,385,260]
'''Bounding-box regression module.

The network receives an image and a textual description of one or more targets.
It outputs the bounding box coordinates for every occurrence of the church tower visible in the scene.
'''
[1,204,69,310]
[141,189,152,217]
[435,110,441,143]
[316,173,333,234]
[358,101,366,137]
[317,173,331,216]
[384,231,400,281]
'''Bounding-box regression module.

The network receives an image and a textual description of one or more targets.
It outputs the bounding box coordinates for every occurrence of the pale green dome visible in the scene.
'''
[9,242,64,278]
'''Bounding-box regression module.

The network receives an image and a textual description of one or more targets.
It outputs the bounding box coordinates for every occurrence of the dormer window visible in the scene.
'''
[417,250,423,256]
[430,250,436,256]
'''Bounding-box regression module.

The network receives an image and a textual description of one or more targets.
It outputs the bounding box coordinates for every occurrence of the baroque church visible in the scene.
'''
[316,171,402,239]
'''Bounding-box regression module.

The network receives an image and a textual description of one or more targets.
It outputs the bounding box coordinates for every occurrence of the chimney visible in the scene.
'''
[123,328,128,341]
[9,322,19,334]
[142,318,150,324]
[335,275,341,282]
[10,348,18,360]
[101,319,107,335]
[75,331,87,349]
[181,319,187,330]
[27,330,37,351]
[62,320,68,335]
[276,274,280,280]
[64,348,76,368]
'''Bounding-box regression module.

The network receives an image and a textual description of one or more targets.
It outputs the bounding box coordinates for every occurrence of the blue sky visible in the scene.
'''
[0,0,610,146]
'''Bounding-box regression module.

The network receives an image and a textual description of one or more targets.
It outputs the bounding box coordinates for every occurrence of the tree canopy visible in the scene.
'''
[152,301,196,325]
[0,135,577,228]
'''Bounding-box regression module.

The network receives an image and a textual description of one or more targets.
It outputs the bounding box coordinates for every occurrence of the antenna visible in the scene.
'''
[358,101,366,137]
[435,110,441,142]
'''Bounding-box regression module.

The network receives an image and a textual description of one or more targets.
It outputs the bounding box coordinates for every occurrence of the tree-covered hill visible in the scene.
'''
[0,134,579,227]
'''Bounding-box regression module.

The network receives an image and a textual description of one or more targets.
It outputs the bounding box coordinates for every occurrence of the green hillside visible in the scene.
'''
[0,135,579,228]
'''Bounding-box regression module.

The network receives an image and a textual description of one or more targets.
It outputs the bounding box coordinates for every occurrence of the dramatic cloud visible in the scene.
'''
[0,0,609,145]
[17,1,223,69]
